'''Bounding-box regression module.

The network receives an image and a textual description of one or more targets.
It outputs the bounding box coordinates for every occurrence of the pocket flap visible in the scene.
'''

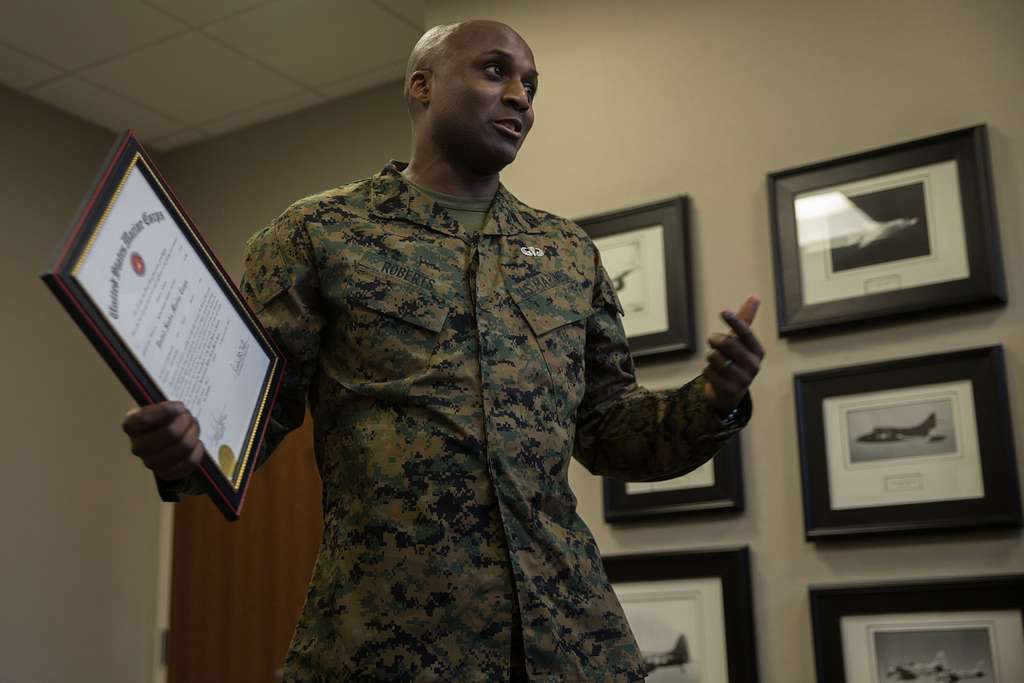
[240,226,290,312]
[512,281,593,336]
[348,263,448,333]
[595,265,626,317]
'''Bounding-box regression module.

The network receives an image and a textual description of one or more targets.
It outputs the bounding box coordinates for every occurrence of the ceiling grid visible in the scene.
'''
[0,0,424,149]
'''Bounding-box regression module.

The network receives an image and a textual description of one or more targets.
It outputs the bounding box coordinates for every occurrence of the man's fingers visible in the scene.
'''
[705,295,763,417]
[706,348,753,383]
[130,411,196,458]
[720,311,765,360]
[137,416,200,467]
[150,430,205,480]
[123,401,186,436]
[708,333,760,375]
[156,443,204,481]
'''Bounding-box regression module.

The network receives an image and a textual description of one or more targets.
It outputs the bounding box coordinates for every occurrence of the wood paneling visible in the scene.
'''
[168,416,322,683]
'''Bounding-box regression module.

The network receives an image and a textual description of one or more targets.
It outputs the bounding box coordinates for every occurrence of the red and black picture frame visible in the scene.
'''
[41,130,285,521]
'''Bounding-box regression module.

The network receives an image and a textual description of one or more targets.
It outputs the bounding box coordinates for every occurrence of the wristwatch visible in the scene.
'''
[718,405,743,429]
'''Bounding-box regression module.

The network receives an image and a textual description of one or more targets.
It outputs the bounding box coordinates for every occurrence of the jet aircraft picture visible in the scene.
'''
[857,412,945,444]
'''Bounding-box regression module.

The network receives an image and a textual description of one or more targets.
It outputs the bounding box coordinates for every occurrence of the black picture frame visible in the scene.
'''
[810,574,1024,683]
[603,434,744,522]
[577,197,695,358]
[794,345,1020,540]
[40,131,286,521]
[768,125,1005,335]
[603,547,759,682]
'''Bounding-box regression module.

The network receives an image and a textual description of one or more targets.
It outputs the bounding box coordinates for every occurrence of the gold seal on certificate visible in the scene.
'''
[41,131,285,521]
[218,445,237,477]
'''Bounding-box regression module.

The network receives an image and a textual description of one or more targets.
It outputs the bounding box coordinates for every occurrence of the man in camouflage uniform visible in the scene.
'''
[124,20,764,682]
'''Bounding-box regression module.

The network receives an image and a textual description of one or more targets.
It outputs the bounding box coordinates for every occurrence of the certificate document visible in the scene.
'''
[42,131,284,521]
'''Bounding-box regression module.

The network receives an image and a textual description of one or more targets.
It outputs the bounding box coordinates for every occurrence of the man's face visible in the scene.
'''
[426,25,538,175]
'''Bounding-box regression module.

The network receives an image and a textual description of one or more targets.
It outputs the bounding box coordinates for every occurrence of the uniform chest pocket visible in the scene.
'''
[510,281,592,410]
[338,262,448,384]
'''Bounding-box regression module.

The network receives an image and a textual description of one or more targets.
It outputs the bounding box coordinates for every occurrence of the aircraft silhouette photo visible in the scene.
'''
[886,650,987,682]
[857,412,945,444]
[642,634,690,675]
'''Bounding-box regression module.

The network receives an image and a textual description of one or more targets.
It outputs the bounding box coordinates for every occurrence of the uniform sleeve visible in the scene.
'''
[156,205,323,501]
[571,254,751,482]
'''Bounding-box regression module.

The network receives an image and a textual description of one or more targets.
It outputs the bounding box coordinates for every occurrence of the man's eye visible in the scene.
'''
[484,64,503,78]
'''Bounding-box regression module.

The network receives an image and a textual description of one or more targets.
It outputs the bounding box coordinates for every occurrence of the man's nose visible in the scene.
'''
[502,82,531,111]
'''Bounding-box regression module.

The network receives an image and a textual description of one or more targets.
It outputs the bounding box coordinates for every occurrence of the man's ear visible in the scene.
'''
[408,69,432,105]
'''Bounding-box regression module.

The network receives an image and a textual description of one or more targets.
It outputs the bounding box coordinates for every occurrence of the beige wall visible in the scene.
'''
[0,85,164,682]
[424,0,1024,680]
[0,78,411,681]
[8,0,1023,680]
[158,81,411,278]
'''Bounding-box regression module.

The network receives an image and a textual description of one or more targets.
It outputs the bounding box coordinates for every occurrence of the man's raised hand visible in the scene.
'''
[702,295,765,418]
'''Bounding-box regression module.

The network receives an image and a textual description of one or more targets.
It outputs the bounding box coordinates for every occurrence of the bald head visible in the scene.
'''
[402,20,537,178]
[403,20,532,108]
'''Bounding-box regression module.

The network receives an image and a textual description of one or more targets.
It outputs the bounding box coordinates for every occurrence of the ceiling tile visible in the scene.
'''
[81,32,306,125]
[145,0,274,28]
[0,42,62,89]
[0,0,186,70]
[316,60,404,100]
[199,90,324,135]
[31,76,183,141]
[147,127,208,151]
[372,0,425,30]
[205,0,420,87]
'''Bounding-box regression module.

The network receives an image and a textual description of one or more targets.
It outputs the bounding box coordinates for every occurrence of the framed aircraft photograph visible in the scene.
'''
[603,547,759,683]
[768,125,1005,335]
[794,345,1020,540]
[810,574,1024,683]
[603,434,743,523]
[577,197,695,359]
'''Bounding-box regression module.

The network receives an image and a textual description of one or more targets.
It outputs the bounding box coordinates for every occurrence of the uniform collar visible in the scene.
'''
[370,160,550,236]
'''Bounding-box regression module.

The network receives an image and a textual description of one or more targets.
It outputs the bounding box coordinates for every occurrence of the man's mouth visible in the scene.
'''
[493,119,523,140]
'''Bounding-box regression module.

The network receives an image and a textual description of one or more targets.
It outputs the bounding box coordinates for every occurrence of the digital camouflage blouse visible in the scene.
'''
[166,161,747,682]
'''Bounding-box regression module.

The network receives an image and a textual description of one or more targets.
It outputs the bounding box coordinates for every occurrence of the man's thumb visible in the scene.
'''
[737,295,760,326]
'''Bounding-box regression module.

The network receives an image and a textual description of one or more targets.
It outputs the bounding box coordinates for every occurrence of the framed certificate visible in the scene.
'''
[41,131,285,521]
[794,346,1020,539]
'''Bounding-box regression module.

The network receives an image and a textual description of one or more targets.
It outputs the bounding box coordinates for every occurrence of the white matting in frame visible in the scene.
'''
[593,224,670,338]
[625,461,714,495]
[841,610,1024,683]
[795,160,968,306]
[73,163,271,482]
[822,380,983,510]
[613,577,728,683]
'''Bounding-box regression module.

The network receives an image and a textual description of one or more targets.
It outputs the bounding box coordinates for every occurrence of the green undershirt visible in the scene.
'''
[407,180,495,236]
